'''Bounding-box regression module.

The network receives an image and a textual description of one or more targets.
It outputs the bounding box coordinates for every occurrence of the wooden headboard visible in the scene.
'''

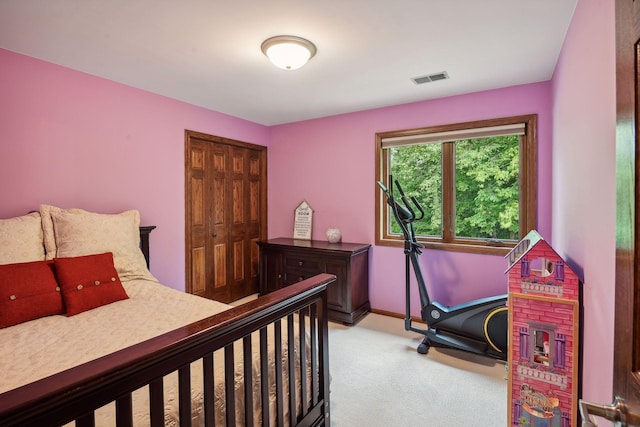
[139,225,155,268]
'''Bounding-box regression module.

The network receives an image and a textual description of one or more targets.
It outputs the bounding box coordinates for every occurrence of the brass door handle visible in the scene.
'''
[579,396,628,426]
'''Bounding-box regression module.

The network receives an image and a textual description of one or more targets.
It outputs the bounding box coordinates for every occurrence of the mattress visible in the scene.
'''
[0,279,308,425]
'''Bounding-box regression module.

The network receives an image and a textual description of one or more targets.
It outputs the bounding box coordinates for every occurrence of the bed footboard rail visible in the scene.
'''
[0,274,335,427]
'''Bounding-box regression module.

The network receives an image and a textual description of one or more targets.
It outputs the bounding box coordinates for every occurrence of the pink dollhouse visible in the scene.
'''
[505,230,581,427]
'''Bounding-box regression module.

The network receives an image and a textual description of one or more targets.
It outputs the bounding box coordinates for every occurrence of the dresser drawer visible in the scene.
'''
[284,254,322,284]
[283,255,322,272]
[283,270,318,285]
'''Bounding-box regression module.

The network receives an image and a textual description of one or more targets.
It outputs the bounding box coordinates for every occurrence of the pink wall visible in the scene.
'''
[0,48,270,289]
[551,0,616,414]
[268,83,553,314]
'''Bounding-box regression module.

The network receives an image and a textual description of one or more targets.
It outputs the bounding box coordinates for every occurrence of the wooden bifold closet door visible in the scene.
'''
[185,130,267,303]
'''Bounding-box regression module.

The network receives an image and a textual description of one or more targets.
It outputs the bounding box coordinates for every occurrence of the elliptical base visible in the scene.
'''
[417,329,508,362]
[417,338,430,354]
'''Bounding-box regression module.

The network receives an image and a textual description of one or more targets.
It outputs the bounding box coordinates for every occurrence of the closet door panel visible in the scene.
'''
[187,140,211,298]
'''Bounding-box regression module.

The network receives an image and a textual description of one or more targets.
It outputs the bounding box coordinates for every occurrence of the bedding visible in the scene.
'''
[0,278,229,394]
[0,206,321,426]
[0,278,311,426]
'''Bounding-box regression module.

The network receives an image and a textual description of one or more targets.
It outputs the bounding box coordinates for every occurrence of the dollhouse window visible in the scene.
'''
[531,257,554,277]
[525,323,566,370]
[533,330,551,366]
[554,261,565,282]
[521,258,530,278]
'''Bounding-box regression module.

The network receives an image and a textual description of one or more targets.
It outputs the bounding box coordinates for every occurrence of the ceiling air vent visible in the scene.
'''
[411,71,449,85]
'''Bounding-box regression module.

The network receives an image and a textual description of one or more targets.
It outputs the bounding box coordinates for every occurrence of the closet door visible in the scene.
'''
[228,145,263,301]
[185,131,266,303]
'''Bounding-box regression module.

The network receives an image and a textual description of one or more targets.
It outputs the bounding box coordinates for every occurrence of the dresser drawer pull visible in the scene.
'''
[298,276,304,281]
[298,261,304,266]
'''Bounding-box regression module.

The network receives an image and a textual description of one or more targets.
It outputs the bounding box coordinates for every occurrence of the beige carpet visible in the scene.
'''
[328,313,507,427]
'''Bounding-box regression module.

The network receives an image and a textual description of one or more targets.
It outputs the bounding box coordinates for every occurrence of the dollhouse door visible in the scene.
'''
[580,1,640,425]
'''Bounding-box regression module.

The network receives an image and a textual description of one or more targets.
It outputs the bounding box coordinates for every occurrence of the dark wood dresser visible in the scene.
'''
[257,238,371,325]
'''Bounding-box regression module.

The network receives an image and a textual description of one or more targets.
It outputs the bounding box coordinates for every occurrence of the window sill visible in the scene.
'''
[376,237,513,256]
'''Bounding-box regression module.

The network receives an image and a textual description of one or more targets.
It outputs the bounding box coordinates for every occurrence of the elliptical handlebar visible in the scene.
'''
[394,179,425,222]
[377,177,425,255]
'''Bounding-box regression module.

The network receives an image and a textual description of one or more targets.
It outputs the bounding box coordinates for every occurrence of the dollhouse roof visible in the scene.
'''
[504,229,549,273]
[505,229,583,294]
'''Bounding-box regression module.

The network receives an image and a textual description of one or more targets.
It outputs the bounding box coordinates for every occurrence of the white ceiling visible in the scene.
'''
[0,1,577,126]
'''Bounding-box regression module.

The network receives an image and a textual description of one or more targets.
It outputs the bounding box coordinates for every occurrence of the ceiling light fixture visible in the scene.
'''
[261,35,317,70]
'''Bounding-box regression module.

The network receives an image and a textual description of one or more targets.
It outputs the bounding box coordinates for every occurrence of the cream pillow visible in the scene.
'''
[0,212,45,265]
[41,205,156,282]
[40,204,88,260]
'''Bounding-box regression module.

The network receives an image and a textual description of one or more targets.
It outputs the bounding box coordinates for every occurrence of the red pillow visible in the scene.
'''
[54,252,129,316]
[0,260,64,328]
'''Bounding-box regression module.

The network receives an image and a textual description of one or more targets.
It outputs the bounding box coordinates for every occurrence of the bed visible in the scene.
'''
[0,206,333,426]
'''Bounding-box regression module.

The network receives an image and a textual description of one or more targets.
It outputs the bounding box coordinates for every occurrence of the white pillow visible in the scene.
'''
[0,212,45,265]
[40,205,156,282]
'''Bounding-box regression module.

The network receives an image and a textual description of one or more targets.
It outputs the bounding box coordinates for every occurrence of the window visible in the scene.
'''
[519,324,565,370]
[375,115,537,255]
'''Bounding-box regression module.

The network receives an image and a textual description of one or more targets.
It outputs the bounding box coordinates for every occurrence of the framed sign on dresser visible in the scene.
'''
[257,238,370,325]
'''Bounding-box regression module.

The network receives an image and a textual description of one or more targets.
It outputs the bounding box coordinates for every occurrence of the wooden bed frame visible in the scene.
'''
[0,227,334,426]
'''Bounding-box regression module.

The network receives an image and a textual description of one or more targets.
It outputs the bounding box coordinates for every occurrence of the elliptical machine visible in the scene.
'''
[378,178,508,361]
